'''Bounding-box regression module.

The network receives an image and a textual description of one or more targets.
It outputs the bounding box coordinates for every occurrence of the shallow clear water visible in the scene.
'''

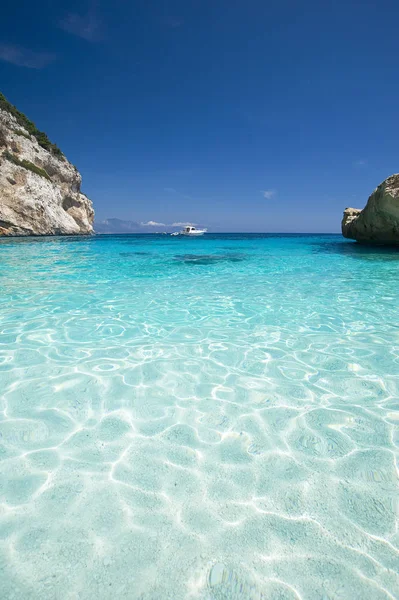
[0,233,398,599]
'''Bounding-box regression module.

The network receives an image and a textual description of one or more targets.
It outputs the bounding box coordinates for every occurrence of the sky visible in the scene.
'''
[1,0,399,232]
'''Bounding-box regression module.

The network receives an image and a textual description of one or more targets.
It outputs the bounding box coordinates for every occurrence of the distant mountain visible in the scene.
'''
[95,218,200,234]
[95,218,146,234]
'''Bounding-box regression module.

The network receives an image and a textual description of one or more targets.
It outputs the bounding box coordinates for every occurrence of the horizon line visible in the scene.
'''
[94,231,343,235]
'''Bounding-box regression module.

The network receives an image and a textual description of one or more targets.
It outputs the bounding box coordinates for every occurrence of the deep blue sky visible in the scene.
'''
[1,0,399,232]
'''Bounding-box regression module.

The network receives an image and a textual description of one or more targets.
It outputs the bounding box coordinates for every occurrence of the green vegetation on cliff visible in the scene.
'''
[14,129,31,140]
[0,126,7,148]
[0,93,63,158]
[3,150,52,181]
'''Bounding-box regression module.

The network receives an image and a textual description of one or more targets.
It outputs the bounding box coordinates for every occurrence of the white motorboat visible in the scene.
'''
[180,226,207,236]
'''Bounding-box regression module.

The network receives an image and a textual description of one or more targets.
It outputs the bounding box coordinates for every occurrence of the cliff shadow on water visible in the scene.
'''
[311,238,399,261]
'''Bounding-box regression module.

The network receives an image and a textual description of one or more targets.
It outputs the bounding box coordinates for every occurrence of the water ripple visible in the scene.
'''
[0,234,398,599]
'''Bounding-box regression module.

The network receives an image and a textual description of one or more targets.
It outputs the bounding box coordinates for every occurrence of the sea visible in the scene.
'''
[0,233,398,599]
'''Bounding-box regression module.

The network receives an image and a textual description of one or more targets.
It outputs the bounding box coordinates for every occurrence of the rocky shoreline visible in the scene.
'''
[0,93,94,237]
[342,174,399,245]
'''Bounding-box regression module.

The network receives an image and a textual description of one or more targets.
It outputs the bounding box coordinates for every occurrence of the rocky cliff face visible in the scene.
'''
[342,174,399,244]
[0,97,94,236]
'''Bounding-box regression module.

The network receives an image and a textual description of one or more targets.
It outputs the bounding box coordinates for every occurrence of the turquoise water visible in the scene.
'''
[0,233,398,599]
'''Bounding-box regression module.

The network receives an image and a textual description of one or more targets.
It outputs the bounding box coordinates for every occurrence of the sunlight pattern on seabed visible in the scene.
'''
[0,233,398,599]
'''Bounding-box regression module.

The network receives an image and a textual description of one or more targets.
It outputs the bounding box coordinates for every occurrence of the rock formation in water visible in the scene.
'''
[342,174,399,244]
[0,93,94,236]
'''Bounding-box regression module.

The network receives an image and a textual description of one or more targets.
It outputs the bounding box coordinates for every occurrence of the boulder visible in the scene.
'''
[342,174,399,244]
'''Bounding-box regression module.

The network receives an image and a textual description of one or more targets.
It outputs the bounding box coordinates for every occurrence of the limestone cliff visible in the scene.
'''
[0,93,94,236]
[342,174,399,244]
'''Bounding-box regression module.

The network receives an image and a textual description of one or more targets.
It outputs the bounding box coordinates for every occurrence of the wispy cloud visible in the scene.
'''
[164,17,185,28]
[0,44,55,69]
[354,159,367,167]
[140,221,166,227]
[164,187,177,193]
[140,220,197,228]
[262,189,276,199]
[59,11,102,41]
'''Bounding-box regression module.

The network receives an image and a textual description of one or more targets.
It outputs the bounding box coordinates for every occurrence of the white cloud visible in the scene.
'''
[138,220,199,228]
[164,187,177,193]
[140,221,166,227]
[354,159,367,167]
[262,189,276,199]
[59,12,101,41]
[0,44,55,69]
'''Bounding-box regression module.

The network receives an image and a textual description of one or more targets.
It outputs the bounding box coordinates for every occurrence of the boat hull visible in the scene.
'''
[181,232,205,236]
